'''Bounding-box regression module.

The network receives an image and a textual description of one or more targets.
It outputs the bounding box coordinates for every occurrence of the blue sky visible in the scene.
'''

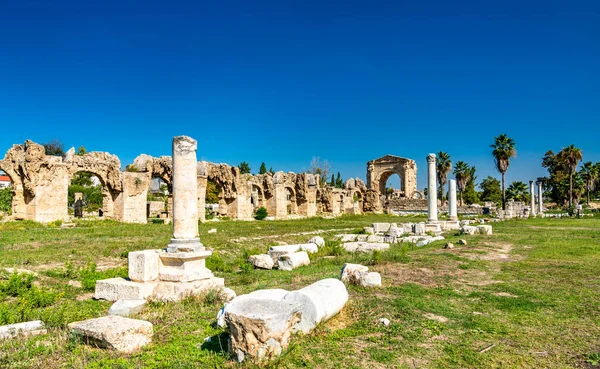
[1,1,599,189]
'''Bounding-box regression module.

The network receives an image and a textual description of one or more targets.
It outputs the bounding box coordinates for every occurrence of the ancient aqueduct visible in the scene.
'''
[0,140,423,223]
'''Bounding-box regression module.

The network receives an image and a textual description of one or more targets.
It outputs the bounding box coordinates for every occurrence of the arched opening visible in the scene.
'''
[315,189,323,213]
[285,187,297,215]
[381,172,403,200]
[147,177,170,219]
[0,171,14,218]
[353,191,363,214]
[251,185,264,214]
[69,171,104,218]
[205,179,221,217]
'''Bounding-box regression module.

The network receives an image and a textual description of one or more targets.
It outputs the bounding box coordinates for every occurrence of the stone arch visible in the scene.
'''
[69,170,109,218]
[251,184,264,213]
[285,186,297,215]
[366,155,417,206]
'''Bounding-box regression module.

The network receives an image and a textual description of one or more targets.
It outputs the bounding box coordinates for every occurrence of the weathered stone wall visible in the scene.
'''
[1,140,420,223]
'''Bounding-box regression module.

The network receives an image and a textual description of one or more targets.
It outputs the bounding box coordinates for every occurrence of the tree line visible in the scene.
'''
[435,135,596,210]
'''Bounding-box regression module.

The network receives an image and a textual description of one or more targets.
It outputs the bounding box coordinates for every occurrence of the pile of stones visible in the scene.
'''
[248,236,325,271]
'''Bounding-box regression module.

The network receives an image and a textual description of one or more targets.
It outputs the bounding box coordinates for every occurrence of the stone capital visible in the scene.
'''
[426,153,436,163]
[173,136,197,156]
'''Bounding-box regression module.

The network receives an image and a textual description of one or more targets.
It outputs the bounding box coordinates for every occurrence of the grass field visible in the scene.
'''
[0,215,599,368]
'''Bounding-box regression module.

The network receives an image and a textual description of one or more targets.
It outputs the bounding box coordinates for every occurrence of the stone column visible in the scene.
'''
[426,153,438,223]
[529,181,536,216]
[448,179,458,221]
[537,181,543,215]
[168,136,202,252]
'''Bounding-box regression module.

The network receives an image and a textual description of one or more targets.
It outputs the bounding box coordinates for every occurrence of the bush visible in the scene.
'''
[0,187,13,214]
[254,207,268,220]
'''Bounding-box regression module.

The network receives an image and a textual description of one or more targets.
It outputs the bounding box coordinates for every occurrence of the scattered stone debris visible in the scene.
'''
[379,318,391,326]
[444,243,455,249]
[458,239,468,246]
[208,228,217,234]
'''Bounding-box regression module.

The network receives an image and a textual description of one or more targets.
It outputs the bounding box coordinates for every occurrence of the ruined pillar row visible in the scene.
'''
[168,136,202,252]
[448,179,458,221]
[529,181,536,216]
[427,153,438,223]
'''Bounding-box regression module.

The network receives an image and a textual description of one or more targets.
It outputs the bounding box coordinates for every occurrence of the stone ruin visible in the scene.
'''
[0,142,425,224]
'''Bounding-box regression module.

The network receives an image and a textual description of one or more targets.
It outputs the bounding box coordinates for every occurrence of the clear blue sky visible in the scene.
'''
[1,1,599,189]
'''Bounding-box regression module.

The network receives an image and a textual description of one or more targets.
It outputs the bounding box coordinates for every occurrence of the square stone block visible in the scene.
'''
[68,315,153,353]
[128,250,160,282]
[158,251,213,282]
[95,278,157,302]
[153,277,225,302]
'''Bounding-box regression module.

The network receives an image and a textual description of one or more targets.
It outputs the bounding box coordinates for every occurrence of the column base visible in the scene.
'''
[448,216,458,221]
[166,238,204,253]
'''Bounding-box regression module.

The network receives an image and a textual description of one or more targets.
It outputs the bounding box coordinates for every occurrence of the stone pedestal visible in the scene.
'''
[95,136,224,302]
[426,154,438,223]
[448,179,458,221]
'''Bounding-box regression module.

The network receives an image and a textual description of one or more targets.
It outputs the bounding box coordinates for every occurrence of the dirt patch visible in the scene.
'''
[461,242,521,262]
[494,292,518,298]
[526,226,598,231]
[379,264,438,287]
[424,313,449,323]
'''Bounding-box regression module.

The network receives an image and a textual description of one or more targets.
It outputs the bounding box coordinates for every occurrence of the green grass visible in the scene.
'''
[0,215,599,368]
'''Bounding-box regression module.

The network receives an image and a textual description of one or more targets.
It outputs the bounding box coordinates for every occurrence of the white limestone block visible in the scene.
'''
[339,234,358,242]
[128,250,160,282]
[477,225,493,235]
[340,263,369,284]
[356,235,369,242]
[367,235,384,243]
[0,320,46,340]
[153,277,224,302]
[307,236,325,247]
[108,299,147,317]
[363,227,375,235]
[278,252,310,271]
[461,226,478,235]
[359,272,382,287]
[68,315,153,353]
[372,223,391,234]
[299,243,318,254]
[283,278,348,333]
[414,223,426,235]
[249,254,274,270]
[224,294,302,362]
[95,278,157,302]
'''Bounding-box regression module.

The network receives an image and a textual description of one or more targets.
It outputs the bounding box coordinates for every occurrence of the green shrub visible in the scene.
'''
[0,187,13,214]
[0,271,36,298]
[47,220,63,228]
[317,240,346,257]
[254,207,268,220]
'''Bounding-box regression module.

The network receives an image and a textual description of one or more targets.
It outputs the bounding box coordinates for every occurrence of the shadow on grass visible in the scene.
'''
[201,331,230,355]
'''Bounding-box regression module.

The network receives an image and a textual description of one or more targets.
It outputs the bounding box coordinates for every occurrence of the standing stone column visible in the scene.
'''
[448,179,458,221]
[537,181,543,215]
[168,136,202,252]
[427,153,438,223]
[529,181,536,216]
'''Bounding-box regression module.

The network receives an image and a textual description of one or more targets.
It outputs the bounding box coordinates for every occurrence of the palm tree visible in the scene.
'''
[506,181,529,202]
[491,134,517,210]
[436,151,452,202]
[559,145,583,208]
[453,161,471,206]
[579,162,598,205]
